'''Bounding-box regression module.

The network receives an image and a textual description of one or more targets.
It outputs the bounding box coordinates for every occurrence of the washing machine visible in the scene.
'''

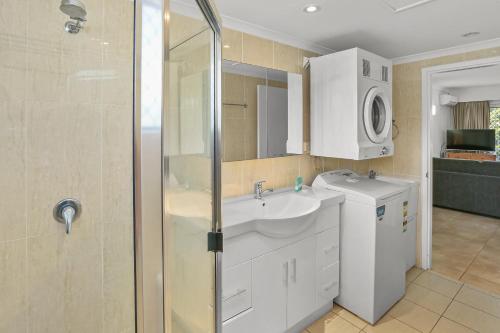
[310,48,393,160]
[377,175,420,271]
[312,170,408,324]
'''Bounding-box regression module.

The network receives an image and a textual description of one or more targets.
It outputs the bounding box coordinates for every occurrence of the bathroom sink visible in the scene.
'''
[223,189,321,239]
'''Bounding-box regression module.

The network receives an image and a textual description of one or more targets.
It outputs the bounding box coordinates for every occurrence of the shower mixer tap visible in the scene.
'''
[53,199,82,234]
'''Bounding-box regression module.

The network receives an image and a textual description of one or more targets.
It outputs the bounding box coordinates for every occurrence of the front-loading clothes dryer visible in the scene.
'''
[310,48,394,160]
[313,170,409,324]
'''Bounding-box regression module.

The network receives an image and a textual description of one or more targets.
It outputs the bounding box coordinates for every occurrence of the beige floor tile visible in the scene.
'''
[460,273,500,295]
[308,311,337,333]
[463,246,500,285]
[414,271,463,298]
[308,314,361,333]
[332,304,368,329]
[433,212,498,243]
[430,264,465,281]
[455,284,500,318]
[406,267,424,284]
[404,283,453,314]
[363,314,420,333]
[431,317,476,333]
[444,301,500,333]
[388,299,440,333]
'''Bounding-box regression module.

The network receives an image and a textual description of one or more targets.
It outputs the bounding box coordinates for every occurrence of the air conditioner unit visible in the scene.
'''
[439,94,458,106]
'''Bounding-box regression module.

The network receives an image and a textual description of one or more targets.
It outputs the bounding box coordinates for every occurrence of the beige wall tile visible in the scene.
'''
[222,161,243,198]
[272,156,300,188]
[241,159,274,194]
[27,227,103,333]
[242,33,274,68]
[323,158,340,172]
[1,0,135,330]
[0,116,26,241]
[0,239,27,333]
[299,155,322,186]
[103,223,135,332]
[274,42,301,73]
[222,28,242,62]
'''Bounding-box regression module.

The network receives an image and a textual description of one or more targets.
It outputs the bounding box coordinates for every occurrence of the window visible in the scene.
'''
[490,106,500,159]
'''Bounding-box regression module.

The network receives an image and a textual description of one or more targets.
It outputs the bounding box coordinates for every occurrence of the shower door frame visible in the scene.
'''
[133,0,223,332]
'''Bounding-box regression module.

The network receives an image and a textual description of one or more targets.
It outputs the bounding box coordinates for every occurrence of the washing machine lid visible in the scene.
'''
[363,87,392,144]
[312,170,406,201]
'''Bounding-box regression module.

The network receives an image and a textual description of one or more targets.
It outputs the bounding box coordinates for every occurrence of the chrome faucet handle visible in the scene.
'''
[54,199,82,235]
[62,206,75,234]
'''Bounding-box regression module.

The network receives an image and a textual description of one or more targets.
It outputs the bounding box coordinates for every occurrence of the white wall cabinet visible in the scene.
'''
[222,190,344,333]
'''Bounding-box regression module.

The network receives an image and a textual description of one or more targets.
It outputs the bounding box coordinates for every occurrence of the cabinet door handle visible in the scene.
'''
[290,258,297,283]
[282,262,288,287]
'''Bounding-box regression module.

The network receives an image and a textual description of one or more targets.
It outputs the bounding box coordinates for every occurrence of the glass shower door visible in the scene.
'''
[164,1,221,332]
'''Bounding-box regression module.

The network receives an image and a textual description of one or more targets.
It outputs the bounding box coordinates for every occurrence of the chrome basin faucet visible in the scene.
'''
[254,180,273,199]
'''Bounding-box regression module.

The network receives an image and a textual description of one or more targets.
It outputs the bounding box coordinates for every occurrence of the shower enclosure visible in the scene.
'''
[0,0,221,331]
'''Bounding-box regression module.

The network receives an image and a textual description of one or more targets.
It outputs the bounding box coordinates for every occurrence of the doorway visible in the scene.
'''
[421,57,500,293]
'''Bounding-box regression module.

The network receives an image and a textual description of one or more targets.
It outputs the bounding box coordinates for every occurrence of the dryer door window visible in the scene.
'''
[363,87,392,143]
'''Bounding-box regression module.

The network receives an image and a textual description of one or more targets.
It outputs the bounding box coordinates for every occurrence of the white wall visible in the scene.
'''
[453,84,500,102]
[431,89,454,157]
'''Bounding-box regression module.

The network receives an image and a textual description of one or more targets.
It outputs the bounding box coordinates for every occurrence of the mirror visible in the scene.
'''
[222,60,303,162]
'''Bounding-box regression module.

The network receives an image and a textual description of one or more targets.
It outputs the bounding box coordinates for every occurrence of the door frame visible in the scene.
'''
[134,0,223,332]
[420,56,500,269]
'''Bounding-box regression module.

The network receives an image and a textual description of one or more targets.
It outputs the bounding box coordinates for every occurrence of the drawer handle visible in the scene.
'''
[290,258,297,283]
[323,244,338,254]
[223,288,247,302]
[323,281,338,292]
[283,262,288,286]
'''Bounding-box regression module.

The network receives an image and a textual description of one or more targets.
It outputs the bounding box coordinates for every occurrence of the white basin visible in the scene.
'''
[223,189,321,239]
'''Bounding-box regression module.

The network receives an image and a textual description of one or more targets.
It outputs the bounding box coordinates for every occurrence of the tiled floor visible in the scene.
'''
[432,207,500,294]
[305,268,500,333]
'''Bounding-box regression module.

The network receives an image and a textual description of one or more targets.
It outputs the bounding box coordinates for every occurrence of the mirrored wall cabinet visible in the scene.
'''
[222,60,303,162]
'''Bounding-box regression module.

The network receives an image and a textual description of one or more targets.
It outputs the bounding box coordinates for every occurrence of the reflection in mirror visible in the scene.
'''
[222,60,303,162]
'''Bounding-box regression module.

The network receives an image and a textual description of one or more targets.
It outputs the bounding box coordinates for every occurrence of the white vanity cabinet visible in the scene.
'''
[222,188,344,333]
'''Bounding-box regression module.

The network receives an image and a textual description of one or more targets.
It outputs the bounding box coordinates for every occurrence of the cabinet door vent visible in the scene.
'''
[382,66,389,82]
[362,59,371,77]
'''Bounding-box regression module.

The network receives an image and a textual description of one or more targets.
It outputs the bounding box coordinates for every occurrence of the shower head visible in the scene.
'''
[60,0,87,21]
[59,0,87,34]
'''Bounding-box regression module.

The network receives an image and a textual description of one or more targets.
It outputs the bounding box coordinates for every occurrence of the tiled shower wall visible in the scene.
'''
[0,0,135,332]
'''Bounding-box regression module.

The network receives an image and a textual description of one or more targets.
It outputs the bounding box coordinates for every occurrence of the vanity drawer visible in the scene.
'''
[316,228,339,269]
[222,261,252,322]
[317,262,340,306]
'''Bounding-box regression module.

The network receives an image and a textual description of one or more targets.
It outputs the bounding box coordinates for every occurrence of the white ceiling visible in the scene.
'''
[433,64,500,89]
[210,0,500,59]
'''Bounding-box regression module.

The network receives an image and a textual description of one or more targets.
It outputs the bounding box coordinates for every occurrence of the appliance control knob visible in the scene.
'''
[381,146,389,155]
